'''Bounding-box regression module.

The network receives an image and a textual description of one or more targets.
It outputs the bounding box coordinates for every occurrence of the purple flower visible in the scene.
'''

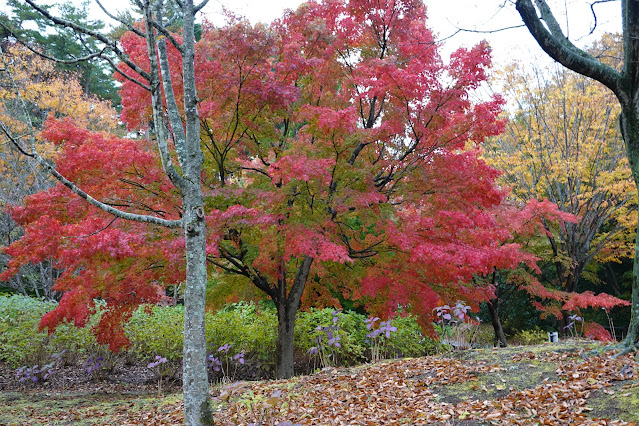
[328,334,341,347]
[234,352,245,365]
[218,343,231,353]
[207,355,222,371]
[365,317,380,330]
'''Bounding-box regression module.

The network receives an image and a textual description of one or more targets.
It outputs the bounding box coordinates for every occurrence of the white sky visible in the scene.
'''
[2,0,623,69]
[84,0,622,67]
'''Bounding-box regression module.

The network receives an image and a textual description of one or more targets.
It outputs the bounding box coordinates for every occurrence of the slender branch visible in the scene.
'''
[0,24,110,64]
[1,125,182,228]
[94,0,146,37]
[23,0,152,83]
[155,1,188,168]
[63,217,119,239]
[141,0,187,191]
[103,55,151,91]
[589,0,618,35]
[455,24,525,34]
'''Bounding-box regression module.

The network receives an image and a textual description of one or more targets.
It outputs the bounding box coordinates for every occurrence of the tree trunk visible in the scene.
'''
[182,197,213,425]
[273,256,313,379]
[487,299,508,347]
[619,103,639,349]
[275,300,297,379]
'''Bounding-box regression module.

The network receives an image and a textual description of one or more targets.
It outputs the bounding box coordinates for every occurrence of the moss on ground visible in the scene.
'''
[587,380,639,422]
[0,391,181,425]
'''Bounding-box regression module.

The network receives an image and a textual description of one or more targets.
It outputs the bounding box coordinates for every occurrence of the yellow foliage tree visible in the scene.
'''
[485,56,637,325]
[0,43,119,297]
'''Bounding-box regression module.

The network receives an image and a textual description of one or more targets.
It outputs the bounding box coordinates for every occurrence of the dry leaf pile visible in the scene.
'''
[214,349,639,425]
[1,343,638,425]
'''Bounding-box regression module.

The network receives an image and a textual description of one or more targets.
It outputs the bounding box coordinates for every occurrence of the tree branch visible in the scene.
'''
[516,0,621,93]
[23,0,152,83]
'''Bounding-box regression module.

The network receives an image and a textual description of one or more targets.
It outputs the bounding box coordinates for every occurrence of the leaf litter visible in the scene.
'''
[1,340,638,425]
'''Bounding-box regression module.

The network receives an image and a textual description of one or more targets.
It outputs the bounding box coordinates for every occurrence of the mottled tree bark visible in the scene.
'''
[11,0,215,423]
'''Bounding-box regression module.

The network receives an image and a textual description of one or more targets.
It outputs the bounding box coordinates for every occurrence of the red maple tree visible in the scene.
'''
[1,0,603,376]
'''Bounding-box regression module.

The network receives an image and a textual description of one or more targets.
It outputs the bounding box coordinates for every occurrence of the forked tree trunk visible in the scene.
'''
[272,256,313,379]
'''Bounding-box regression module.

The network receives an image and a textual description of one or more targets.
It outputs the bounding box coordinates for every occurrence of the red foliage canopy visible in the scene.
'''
[3,0,615,348]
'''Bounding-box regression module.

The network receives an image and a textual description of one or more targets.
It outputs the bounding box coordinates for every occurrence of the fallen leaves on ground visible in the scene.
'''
[1,342,638,425]
[214,346,639,425]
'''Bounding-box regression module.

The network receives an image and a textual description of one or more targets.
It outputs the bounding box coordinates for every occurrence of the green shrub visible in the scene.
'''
[0,295,105,367]
[512,328,548,345]
[205,302,278,367]
[0,295,444,372]
[0,295,56,367]
[386,315,441,357]
[472,323,497,347]
[125,304,185,361]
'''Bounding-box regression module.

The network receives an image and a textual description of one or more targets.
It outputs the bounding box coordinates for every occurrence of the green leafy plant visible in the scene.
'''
[125,305,185,362]
[512,328,548,345]
[205,302,278,374]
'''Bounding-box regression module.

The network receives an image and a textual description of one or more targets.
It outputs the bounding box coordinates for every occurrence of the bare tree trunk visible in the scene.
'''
[487,299,508,347]
[619,104,639,350]
[273,256,313,379]
[275,299,297,378]
[183,200,213,425]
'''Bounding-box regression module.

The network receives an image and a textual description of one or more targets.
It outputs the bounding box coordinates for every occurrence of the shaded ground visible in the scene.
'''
[1,340,638,425]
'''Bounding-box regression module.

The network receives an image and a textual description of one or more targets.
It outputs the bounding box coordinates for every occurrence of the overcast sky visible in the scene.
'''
[85,0,624,67]
[24,0,623,68]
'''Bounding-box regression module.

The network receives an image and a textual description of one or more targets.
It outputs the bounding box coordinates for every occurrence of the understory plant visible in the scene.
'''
[564,314,584,338]
[208,343,246,383]
[15,350,65,385]
[83,355,103,379]
[365,317,397,362]
[434,301,479,349]
[147,355,170,395]
[309,310,343,369]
